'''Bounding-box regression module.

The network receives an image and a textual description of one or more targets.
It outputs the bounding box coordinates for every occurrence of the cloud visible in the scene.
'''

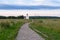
[0,0,9,4]
[43,0,60,6]
[0,0,60,6]
[0,0,45,5]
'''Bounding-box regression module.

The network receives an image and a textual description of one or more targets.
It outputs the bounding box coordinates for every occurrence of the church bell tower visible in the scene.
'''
[26,13,29,19]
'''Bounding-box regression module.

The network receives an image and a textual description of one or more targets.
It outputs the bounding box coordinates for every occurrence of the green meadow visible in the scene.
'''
[0,19,25,40]
[0,19,60,40]
[30,19,60,40]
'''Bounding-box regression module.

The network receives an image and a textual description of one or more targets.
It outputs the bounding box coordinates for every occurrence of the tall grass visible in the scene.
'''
[0,19,25,40]
[30,19,60,40]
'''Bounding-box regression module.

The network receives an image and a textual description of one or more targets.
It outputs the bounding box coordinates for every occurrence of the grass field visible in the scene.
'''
[0,19,25,40]
[30,19,60,40]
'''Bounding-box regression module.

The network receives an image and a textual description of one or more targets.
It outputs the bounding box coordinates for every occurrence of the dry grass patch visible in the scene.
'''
[30,19,60,40]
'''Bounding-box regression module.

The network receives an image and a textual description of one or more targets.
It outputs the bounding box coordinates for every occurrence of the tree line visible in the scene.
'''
[0,15,25,19]
[29,16,60,19]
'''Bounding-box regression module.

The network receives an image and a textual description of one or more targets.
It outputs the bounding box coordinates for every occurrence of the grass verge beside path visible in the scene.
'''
[29,19,60,40]
[0,19,25,40]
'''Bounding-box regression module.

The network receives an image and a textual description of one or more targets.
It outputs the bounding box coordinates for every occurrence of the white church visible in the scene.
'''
[25,13,29,19]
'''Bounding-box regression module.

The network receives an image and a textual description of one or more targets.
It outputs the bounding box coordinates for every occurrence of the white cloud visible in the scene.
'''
[0,0,9,4]
[34,0,45,2]
[42,0,60,6]
[0,0,45,5]
[0,0,60,6]
[0,10,60,17]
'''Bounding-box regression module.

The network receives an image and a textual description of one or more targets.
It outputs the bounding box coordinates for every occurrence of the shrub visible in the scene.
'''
[0,21,11,28]
[39,20,43,23]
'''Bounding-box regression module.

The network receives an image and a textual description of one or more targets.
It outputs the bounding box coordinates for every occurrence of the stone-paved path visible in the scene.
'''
[16,23,45,40]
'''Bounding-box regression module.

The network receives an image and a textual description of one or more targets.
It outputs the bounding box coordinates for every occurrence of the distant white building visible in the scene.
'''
[25,13,29,19]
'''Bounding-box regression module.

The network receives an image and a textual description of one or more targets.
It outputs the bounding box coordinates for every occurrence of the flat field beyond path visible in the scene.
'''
[0,19,25,40]
[30,19,60,40]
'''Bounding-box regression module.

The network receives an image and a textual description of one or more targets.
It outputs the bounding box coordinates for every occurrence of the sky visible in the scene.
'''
[0,0,60,6]
[0,10,60,17]
[0,0,60,17]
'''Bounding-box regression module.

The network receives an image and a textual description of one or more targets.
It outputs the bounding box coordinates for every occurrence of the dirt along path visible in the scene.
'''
[16,23,45,40]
